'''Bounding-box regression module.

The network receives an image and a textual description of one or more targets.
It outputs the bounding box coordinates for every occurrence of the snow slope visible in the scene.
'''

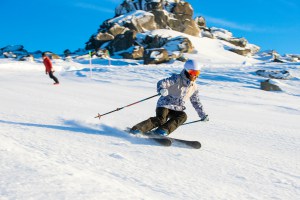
[1,36,300,199]
[145,29,260,65]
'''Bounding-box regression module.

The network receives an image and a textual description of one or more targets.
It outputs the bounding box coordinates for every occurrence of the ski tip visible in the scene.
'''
[194,142,201,149]
[187,141,201,149]
[169,138,201,149]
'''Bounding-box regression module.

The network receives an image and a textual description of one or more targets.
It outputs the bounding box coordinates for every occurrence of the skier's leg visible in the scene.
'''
[131,107,169,133]
[49,71,59,84]
[160,110,187,134]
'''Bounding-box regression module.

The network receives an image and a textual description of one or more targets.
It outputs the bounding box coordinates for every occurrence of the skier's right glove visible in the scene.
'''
[200,115,209,122]
[159,89,168,96]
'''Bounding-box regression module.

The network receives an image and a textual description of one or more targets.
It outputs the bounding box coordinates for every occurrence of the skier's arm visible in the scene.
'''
[157,74,178,93]
[190,89,208,120]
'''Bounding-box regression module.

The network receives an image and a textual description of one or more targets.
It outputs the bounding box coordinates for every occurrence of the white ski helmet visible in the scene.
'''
[184,59,201,71]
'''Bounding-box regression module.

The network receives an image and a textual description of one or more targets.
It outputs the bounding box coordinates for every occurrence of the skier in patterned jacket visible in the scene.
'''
[130,59,208,136]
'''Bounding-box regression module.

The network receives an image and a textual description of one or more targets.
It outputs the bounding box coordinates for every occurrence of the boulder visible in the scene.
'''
[51,54,61,59]
[169,51,187,62]
[144,35,168,48]
[163,36,194,53]
[255,50,281,62]
[200,29,214,39]
[121,11,157,32]
[1,45,25,52]
[229,48,252,56]
[43,51,61,59]
[108,23,130,37]
[86,33,114,50]
[285,54,299,62]
[145,0,164,11]
[95,32,115,41]
[1,45,28,58]
[210,27,233,40]
[227,38,248,48]
[115,0,136,16]
[144,48,169,64]
[121,46,144,59]
[260,79,282,91]
[96,49,110,58]
[64,49,72,57]
[181,20,200,36]
[3,52,17,58]
[171,2,200,36]
[273,58,285,63]
[172,1,193,18]
[288,54,300,60]
[246,44,260,55]
[176,54,188,62]
[108,30,137,54]
[151,10,170,29]
[195,16,206,27]
[256,70,291,79]
[168,16,200,37]
[19,54,34,62]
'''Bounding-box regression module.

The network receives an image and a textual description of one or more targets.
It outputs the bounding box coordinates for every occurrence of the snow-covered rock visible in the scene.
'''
[256,70,292,80]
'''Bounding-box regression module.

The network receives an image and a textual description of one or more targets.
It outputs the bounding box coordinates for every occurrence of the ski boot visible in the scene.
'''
[153,128,168,136]
[129,128,142,135]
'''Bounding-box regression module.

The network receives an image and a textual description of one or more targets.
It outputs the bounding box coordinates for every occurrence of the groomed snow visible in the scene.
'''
[1,33,300,200]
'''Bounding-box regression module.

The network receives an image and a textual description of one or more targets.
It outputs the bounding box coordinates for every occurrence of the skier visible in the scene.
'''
[130,59,209,136]
[42,52,59,85]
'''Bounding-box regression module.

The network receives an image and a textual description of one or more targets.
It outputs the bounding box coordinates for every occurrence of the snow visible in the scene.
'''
[108,10,153,26]
[146,29,260,65]
[150,50,164,59]
[1,31,300,200]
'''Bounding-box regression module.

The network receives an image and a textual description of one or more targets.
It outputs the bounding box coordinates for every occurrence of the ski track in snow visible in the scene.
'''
[0,58,300,200]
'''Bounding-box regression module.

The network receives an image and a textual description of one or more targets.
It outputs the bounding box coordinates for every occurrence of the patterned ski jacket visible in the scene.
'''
[156,70,207,119]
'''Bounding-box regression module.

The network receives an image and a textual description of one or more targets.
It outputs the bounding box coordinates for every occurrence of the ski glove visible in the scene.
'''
[200,115,209,122]
[159,89,168,96]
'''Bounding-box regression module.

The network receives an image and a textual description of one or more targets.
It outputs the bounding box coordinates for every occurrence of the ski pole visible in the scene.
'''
[95,94,160,120]
[182,119,202,126]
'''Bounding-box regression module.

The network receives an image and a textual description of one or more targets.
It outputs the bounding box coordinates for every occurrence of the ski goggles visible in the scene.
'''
[187,70,200,77]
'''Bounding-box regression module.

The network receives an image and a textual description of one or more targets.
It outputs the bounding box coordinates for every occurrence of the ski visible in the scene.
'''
[140,130,201,149]
[125,128,200,149]
[145,136,172,146]
[167,137,201,149]
[125,128,172,146]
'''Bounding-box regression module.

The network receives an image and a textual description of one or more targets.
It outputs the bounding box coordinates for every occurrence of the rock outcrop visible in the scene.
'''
[85,0,199,64]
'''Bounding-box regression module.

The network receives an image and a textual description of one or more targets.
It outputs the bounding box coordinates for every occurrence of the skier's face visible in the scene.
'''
[187,70,200,81]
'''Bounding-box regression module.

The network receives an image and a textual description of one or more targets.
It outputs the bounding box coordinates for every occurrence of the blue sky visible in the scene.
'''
[1,0,299,54]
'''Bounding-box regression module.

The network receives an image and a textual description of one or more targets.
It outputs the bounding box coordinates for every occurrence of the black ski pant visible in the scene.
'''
[49,71,59,84]
[131,107,187,135]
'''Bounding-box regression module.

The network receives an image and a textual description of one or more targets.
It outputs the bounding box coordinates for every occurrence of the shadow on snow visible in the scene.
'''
[0,119,163,147]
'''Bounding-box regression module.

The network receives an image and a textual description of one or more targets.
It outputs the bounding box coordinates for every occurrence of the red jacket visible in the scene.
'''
[43,56,52,73]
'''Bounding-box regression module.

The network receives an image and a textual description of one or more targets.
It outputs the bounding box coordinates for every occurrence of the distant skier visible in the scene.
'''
[130,59,209,136]
[42,52,59,85]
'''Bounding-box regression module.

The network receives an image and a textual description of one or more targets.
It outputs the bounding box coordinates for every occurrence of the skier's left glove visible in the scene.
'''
[200,115,209,122]
[159,89,168,96]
